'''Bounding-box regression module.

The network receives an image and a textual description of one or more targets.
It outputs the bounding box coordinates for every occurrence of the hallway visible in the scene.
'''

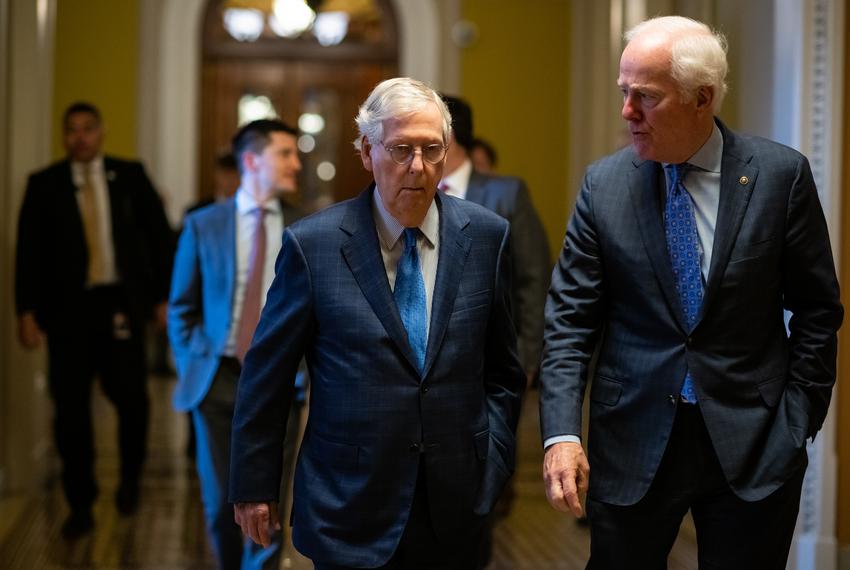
[0,374,697,569]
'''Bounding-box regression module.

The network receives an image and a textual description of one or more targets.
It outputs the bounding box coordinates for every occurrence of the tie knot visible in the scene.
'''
[403,227,419,251]
[668,163,690,187]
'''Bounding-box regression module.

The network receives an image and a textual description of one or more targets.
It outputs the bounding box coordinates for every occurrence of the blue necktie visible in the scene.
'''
[394,228,427,372]
[664,164,701,404]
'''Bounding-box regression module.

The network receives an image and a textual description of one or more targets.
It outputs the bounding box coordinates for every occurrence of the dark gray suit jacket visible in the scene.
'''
[540,121,842,505]
[229,188,525,567]
[466,172,550,371]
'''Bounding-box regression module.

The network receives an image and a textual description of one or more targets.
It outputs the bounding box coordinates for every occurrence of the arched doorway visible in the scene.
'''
[199,0,399,208]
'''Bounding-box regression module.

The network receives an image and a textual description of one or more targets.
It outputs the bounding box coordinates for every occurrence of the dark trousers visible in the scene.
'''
[587,404,805,570]
[46,285,149,513]
[193,357,303,570]
[314,462,483,570]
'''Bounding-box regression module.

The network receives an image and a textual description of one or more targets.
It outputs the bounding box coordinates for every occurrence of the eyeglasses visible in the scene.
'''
[381,142,448,165]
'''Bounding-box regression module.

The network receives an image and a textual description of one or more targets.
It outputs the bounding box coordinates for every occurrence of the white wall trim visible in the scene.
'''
[781,1,843,569]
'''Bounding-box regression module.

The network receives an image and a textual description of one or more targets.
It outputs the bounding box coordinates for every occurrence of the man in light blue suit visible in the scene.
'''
[229,78,525,569]
[540,16,842,569]
[168,119,306,569]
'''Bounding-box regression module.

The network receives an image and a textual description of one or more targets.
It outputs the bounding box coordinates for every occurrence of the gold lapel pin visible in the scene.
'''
[739,176,749,185]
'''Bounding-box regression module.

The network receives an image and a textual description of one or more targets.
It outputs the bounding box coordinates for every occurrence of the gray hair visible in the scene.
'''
[353,77,452,151]
[625,16,728,114]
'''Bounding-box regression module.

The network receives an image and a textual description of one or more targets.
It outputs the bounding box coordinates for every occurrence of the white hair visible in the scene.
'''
[625,16,728,113]
[352,77,452,151]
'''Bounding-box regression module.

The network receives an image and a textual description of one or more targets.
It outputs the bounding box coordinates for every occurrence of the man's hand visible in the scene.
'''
[234,502,280,548]
[18,312,45,350]
[153,301,168,331]
[543,441,590,517]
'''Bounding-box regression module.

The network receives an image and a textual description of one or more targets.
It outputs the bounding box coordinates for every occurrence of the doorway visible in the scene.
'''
[200,0,399,209]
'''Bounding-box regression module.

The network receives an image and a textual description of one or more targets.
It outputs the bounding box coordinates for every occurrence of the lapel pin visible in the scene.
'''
[739,176,749,185]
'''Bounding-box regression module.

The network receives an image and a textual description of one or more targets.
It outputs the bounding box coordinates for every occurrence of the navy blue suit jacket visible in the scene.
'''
[229,187,525,567]
[167,198,305,411]
[540,121,842,505]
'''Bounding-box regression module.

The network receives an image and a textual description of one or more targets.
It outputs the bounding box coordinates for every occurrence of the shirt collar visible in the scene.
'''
[664,122,723,173]
[236,187,282,215]
[372,186,439,249]
[441,159,472,197]
[71,155,104,183]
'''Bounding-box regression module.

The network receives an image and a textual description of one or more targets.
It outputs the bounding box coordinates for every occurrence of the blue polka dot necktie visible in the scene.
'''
[394,228,428,372]
[665,164,701,404]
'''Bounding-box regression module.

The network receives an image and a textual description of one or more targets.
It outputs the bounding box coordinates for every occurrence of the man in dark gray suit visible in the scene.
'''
[168,119,306,569]
[440,95,550,384]
[540,16,842,569]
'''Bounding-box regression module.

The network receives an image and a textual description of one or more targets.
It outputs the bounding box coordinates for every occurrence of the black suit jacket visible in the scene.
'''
[540,121,843,504]
[465,172,550,370]
[15,156,174,333]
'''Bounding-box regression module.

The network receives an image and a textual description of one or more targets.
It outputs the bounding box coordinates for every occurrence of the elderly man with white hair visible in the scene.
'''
[540,15,842,569]
[229,77,525,569]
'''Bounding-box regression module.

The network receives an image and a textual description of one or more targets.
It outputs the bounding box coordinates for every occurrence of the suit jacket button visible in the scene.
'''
[668,394,676,404]
[409,443,420,453]
[686,337,693,347]
[421,385,429,394]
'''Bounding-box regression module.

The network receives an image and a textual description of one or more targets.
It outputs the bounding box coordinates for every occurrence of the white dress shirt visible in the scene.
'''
[440,158,473,200]
[72,155,118,286]
[372,187,440,335]
[224,189,284,356]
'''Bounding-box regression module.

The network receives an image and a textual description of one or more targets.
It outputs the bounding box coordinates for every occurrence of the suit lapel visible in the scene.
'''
[221,199,237,311]
[341,188,422,374]
[698,126,757,322]
[421,194,471,379]
[628,159,688,332]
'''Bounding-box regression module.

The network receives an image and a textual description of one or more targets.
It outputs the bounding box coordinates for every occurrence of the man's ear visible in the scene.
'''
[360,137,374,172]
[695,86,714,113]
[242,151,257,174]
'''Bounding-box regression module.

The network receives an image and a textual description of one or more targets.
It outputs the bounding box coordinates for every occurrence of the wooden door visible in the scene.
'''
[199,0,398,209]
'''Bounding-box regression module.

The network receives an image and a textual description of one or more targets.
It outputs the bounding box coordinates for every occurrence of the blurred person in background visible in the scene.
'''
[15,101,174,539]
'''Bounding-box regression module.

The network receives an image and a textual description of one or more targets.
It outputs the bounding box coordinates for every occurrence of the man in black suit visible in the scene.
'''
[15,102,174,539]
[540,16,843,569]
[440,95,550,384]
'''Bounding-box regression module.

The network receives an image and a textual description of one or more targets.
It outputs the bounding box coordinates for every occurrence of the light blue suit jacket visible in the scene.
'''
[168,198,304,412]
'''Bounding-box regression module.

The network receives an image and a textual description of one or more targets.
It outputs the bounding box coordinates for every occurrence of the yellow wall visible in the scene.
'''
[460,0,570,259]
[52,0,139,160]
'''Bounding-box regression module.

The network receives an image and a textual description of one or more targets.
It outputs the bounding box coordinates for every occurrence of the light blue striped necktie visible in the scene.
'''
[665,163,701,404]
[394,228,427,372]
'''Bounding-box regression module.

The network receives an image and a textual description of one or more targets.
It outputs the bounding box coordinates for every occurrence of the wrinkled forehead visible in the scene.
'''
[381,104,446,143]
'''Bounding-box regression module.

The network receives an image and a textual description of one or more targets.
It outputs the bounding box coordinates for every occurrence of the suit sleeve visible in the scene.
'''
[167,217,212,379]
[229,228,314,503]
[780,156,843,438]
[539,171,605,442]
[133,162,175,305]
[509,181,551,371]
[484,223,527,471]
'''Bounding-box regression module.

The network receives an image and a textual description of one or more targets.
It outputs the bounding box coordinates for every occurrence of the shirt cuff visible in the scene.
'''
[543,435,581,449]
